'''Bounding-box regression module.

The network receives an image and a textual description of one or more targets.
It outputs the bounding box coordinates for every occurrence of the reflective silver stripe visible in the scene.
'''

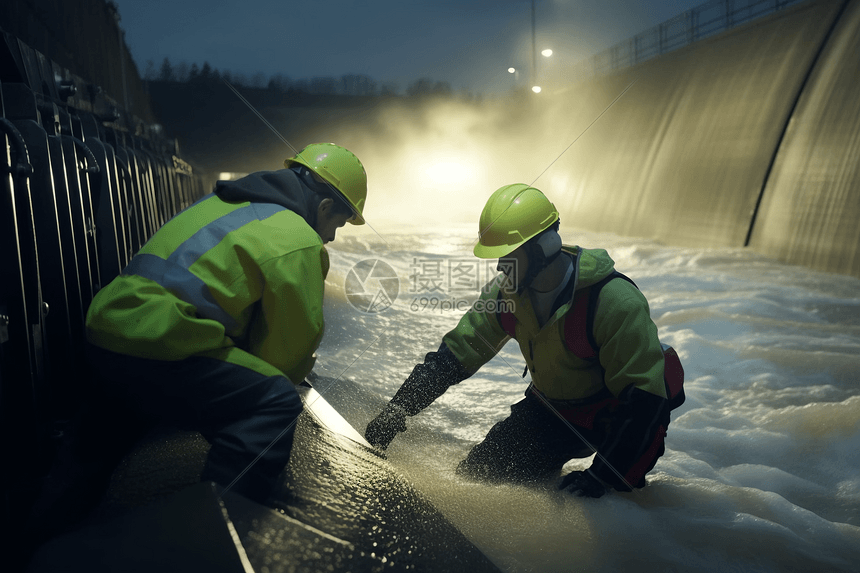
[169,202,286,268]
[124,202,288,332]
[125,254,239,331]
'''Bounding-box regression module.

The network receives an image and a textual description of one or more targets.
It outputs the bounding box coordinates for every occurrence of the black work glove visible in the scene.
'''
[559,470,607,498]
[365,404,407,450]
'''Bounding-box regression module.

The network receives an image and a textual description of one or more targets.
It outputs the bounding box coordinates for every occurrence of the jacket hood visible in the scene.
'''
[214,169,320,227]
[563,245,616,288]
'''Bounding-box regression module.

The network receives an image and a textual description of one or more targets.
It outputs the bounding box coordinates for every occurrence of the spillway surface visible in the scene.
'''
[29,385,502,572]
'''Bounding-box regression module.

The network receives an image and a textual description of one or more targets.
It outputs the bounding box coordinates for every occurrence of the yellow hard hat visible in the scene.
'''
[473,183,559,259]
[285,142,367,225]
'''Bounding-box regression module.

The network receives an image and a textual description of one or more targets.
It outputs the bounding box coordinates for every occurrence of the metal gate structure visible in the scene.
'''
[0,28,204,554]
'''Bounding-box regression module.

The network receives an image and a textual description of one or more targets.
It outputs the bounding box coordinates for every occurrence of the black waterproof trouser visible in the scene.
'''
[86,345,304,503]
[456,390,667,488]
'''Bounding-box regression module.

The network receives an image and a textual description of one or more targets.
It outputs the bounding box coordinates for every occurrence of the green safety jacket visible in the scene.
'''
[388,246,670,489]
[442,246,666,401]
[86,169,330,383]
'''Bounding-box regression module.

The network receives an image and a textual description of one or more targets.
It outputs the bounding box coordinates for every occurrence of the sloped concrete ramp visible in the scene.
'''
[29,383,501,572]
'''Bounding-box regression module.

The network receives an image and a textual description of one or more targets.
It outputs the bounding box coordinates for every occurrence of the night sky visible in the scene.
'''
[111,0,705,94]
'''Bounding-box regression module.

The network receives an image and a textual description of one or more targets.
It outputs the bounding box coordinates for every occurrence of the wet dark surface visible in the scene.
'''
[27,380,501,572]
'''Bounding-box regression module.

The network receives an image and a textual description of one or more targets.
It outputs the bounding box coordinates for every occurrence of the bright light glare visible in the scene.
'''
[218,172,248,181]
[542,49,553,57]
[423,160,476,185]
[531,86,542,93]
[508,67,516,74]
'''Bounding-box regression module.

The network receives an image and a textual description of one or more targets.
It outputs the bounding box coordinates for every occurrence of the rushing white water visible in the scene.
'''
[312,223,860,573]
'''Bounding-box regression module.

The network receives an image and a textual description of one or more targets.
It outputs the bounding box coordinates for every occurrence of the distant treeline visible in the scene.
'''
[144,57,471,99]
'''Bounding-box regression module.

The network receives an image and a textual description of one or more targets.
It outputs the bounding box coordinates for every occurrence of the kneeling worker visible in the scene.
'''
[366,184,684,498]
[85,143,368,503]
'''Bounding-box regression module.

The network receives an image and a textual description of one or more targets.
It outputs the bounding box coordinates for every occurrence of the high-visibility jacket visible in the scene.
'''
[86,170,330,383]
[388,246,670,489]
[442,246,666,401]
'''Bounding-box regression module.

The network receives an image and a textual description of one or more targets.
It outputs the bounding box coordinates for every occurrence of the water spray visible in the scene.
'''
[477,76,639,249]
[529,77,639,187]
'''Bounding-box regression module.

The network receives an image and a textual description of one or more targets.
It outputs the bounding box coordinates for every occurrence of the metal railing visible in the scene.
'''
[572,0,810,79]
[1,28,206,543]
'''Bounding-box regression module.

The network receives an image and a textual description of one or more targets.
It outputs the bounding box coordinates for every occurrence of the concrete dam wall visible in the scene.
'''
[543,0,858,277]
[747,0,860,276]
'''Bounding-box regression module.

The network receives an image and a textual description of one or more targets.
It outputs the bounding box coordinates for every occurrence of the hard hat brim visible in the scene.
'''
[284,154,366,225]
[473,241,520,259]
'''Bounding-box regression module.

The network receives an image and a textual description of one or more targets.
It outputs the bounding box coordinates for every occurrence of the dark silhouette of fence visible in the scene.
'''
[1,27,204,568]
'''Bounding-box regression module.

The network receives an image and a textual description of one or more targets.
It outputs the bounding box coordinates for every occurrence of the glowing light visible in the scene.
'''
[508,67,516,74]
[531,86,542,94]
[541,49,553,57]
[424,160,476,185]
[218,172,248,181]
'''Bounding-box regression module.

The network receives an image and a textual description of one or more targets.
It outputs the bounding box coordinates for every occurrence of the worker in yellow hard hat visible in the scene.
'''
[366,183,685,498]
[84,143,368,504]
